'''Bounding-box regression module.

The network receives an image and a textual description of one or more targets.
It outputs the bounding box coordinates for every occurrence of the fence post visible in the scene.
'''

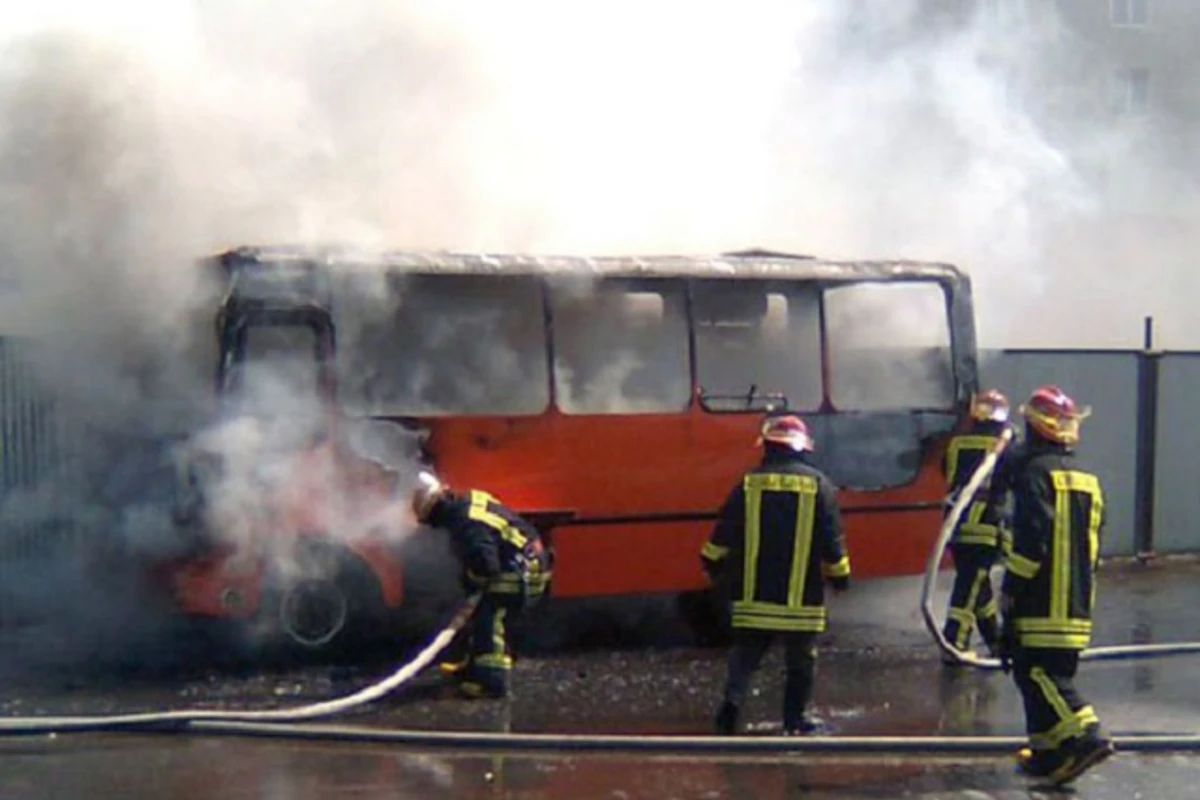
[1133,316,1160,560]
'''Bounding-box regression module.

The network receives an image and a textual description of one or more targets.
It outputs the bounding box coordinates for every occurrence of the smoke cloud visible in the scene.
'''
[0,0,1189,668]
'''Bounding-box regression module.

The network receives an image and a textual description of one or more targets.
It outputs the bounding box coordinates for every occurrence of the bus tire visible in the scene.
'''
[262,544,386,659]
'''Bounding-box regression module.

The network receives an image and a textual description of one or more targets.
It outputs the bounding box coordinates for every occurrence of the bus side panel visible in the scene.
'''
[421,413,953,595]
[548,521,711,598]
[841,507,945,579]
[421,411,763,522]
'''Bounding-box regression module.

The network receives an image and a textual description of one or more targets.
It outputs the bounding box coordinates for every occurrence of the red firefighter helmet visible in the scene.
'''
[411,469,448,522]
[1021,385,1091,445]
[758,414,814,453]
[970,389,1011,423]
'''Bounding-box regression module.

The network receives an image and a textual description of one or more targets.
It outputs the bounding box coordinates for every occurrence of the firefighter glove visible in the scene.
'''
[828,575,850,593]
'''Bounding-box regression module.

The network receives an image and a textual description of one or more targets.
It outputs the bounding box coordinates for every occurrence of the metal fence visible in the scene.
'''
[981,345,1200,559]
[981,350,1140,557]
[0,338,72,561]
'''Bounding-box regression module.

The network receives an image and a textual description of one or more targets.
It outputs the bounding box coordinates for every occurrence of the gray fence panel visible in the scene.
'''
[981,350,1139,557]
[1151,355,1200,553]
[0,338,76,563]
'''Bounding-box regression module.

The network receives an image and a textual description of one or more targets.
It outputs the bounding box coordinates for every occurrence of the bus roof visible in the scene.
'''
[210,245,968,284]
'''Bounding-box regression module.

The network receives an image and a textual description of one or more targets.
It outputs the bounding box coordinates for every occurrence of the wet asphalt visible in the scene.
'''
[3,559,1200,798]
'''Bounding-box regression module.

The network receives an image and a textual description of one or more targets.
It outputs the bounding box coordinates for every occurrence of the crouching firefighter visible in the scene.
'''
[411,471,552,699]
[995,385,1114,785]
[941,389,1015,663]
[700,414,850,736]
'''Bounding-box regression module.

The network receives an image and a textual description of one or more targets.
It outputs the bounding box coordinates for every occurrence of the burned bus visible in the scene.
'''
[158,245,978,651]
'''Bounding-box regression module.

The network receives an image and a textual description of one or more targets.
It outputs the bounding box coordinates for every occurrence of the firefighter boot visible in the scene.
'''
[456,672,509,699]
[714,701,740,736]
[782,662,823,735]
[438,659,470,678]
[455,656,511,699]
[1047,734,1116,786]
[1015,746,1056,779]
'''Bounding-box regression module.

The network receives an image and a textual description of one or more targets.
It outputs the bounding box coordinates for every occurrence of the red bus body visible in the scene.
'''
[159,247,978,644]
[424,409,949,596]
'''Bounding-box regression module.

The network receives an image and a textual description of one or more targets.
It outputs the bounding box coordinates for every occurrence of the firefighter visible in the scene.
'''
[411,471,552,699]
[940,389,1015,663]
[700,413,850,736]
[994,385,1114,785]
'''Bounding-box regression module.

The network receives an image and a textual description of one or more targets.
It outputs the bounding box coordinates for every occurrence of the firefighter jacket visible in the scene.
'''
[426,490,552,598]
[699,450,850,633]
[997,441,1105,651]
[942,420,1013,550]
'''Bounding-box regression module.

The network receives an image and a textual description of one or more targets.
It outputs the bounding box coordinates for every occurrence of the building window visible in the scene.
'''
[1111,0,1149,27]
[1113,67,1150,114]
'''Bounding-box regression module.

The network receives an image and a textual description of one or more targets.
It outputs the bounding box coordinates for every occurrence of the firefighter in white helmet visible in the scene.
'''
[700,413,850,736]
[411,470,551,699]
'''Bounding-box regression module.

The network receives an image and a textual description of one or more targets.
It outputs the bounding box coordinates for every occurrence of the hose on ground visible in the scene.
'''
[7,464,1200,754]
[0,594,481,734]
[920,430,1200,669]
[149,721,1200,754]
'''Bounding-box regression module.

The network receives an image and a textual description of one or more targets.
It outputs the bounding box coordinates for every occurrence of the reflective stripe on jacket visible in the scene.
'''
[701,452,849,633]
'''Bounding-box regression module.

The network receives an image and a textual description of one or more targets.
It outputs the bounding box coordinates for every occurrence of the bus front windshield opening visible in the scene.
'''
[236,325,323,412]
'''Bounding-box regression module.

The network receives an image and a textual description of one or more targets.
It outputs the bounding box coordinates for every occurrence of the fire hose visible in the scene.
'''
[921,428,1200,669]
[0,594,481,734]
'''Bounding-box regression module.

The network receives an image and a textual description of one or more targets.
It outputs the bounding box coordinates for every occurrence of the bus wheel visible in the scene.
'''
[265,546,385,658]
[278,576,350,650]
[677,589,731,647]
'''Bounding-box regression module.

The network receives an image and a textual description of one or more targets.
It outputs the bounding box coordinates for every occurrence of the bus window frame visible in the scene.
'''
[339,272,556,419]
[210,249,978,425]
[546,276,693,416]
[686,276,966,417]
[819,277,961,415]
[216,306,338,409]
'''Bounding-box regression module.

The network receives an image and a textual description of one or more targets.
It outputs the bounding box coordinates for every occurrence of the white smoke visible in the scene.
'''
[0,0,1188,663]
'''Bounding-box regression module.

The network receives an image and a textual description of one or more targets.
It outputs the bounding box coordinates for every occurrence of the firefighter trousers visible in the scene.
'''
[721,629,818,732]
[943,542,1001,653]
[1012,647,1104,756]
[453,579,545,698]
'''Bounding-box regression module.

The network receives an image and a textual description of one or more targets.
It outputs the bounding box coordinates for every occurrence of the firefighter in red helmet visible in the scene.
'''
[940,389,1015,663]
[700,413,850,736]
[993,385,1114,786]
[410,471,552,699]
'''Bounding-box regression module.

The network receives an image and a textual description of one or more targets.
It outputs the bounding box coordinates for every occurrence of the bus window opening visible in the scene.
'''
[692,280,823,412]
[338,275,550,416]
[550,280,690,414]
[823,282,955,411]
